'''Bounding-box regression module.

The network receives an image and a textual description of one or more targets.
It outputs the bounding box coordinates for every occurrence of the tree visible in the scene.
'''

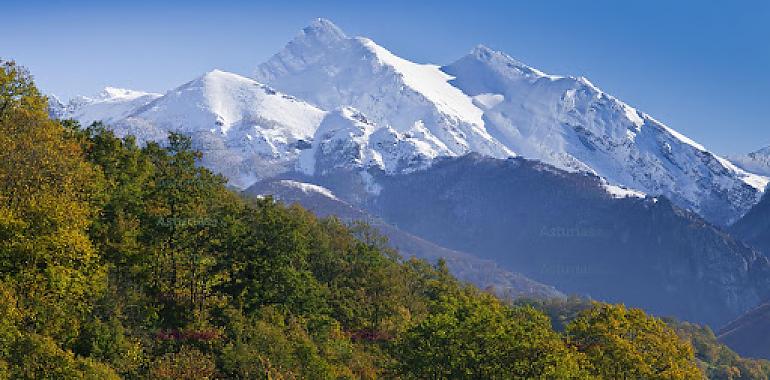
[566,303,703,379]
[390,289,587,379]
[0,59,105,343]
[6,333,120,380]
[149,346,218,380]
[0,60,40,120]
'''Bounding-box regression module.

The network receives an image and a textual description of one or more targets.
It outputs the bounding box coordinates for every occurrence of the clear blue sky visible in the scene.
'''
[3,0,768,155]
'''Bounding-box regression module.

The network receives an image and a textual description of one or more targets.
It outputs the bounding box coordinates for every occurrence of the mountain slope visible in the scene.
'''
[730,146,770,177]
[297,106,442,176]
[255,19,766,225]
[718,303,770,360]
[113,70,327,188]
[243,178,563,300]
[444,46,766,224]
[334,154,770,327]
[731,190,770,256]
[254,18,513,167]
[53,87,162,126]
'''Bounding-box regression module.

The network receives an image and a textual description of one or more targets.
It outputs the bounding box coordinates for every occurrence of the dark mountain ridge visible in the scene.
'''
[266,154,770,327]
[243,178,564,300]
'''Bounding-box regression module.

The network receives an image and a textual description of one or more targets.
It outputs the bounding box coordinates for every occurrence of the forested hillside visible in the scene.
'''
[0,59,765,379]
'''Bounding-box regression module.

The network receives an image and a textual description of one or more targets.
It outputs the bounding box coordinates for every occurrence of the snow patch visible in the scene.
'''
[360,171,382,195]
[472,93,505,110]
[276,180,339,200]
[98,87,160,102]
[357,37,484,127]
[603,183,646,199]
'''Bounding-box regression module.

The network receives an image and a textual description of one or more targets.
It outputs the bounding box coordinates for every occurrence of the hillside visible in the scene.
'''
[244,178,564,300]
[719,303,770,360]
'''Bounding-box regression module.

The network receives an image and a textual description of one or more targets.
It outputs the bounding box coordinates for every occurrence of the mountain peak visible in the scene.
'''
[463,45,551,79]
[729,146,770,177]
[469,44,497,60]
[203,68,228,76]
[301,18,347,42]
[468,44,518,66]
[198,69,245,82]
[97,87,159,102]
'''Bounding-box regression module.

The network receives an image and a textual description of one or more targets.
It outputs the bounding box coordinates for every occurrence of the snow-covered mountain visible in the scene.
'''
[297,106,442,176]
[254,19,766,225]
[53,18,766,224]
[730,147,770,177]
[52,87,162,126]
[113,70,326,188]
[446,45,769,224]
[254,18,513,164]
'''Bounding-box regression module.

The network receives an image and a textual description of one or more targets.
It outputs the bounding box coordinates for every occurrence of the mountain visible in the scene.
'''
[730,146,770,177]
[718,303,770,360]
[254,19,512,165]
[47,94,67,119]
[443,46,766,224]
[724,192,770,357]
[731,190,770,256]
[311,154,770,327]
[52,87,162,126]
[254,19,766,225]
[243,178,564,300]
[297,106,443,177]
[53,19,766,224]
[111,70,327,188]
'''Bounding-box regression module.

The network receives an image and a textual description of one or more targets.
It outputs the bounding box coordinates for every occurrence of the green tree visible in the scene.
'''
[566,303,703,379]
[0,60,41,119]
[6,332,120,380]
[219,199,327,316]
[149,346,218,380]
[391,288,587,379]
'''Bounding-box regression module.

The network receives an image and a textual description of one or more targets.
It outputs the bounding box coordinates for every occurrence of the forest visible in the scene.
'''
[1,59,769,379]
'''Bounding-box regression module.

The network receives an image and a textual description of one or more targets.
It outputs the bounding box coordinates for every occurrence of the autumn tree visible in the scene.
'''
[0,59,105,343]
[566,303,703,379]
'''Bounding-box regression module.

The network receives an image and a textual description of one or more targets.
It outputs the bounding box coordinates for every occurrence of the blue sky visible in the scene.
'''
[3,0,768,154]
